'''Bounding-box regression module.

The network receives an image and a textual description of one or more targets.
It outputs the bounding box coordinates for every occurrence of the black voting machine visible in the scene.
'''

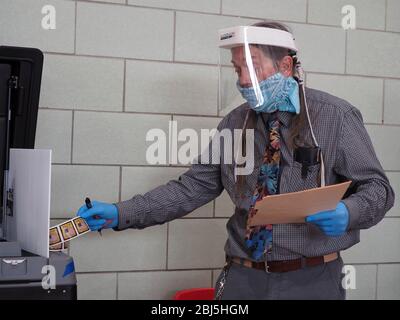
[0,46,77,299]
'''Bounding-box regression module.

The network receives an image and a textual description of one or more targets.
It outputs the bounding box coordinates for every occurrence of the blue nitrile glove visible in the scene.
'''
[306,201,349,237]
[77,201,118,231]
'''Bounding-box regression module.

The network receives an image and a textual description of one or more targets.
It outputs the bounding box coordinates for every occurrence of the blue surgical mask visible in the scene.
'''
[237,72,300,114]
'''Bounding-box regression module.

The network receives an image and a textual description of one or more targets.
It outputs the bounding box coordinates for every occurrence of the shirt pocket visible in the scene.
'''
[290,160,321,191]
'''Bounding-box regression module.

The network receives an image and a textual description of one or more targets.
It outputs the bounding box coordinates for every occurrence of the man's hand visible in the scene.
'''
[77,201,118,231]
[306,201,349,237]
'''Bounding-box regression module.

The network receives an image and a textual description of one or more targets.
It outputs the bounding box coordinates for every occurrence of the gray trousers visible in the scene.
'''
[214,256,346,300]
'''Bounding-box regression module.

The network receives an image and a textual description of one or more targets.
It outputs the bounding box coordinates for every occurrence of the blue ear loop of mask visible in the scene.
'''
[236,72,300,114]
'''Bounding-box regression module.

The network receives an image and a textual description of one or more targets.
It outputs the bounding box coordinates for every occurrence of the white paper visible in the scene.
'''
[7,149,51,258]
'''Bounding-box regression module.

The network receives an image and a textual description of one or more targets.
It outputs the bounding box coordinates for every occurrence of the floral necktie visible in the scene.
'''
[245,111,281,260]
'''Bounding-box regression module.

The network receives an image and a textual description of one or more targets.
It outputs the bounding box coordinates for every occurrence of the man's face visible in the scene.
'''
[230,45,292,88]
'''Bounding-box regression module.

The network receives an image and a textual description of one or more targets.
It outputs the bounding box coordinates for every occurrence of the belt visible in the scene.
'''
[226,252,339,273]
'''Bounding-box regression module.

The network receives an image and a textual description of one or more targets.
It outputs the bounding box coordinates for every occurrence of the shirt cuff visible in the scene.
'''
[112,198,142,231]
[341,198,360,230]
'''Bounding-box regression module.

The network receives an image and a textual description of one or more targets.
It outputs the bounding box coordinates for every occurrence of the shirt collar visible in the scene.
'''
[278,111,295,128]
[259,111,294,128]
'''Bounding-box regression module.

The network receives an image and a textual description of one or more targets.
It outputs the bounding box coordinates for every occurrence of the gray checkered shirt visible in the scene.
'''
[114,87,395,261]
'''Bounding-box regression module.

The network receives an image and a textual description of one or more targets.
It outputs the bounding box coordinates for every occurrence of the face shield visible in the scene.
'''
[218,26,299,115]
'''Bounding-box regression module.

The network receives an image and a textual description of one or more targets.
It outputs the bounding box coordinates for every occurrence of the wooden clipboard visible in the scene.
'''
[248,181,352,226]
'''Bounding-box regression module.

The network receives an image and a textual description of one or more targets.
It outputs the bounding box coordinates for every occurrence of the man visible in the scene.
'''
[76,21,394,300]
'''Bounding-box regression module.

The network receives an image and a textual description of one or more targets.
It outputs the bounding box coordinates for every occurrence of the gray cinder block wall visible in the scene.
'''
[1,0,399,300]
